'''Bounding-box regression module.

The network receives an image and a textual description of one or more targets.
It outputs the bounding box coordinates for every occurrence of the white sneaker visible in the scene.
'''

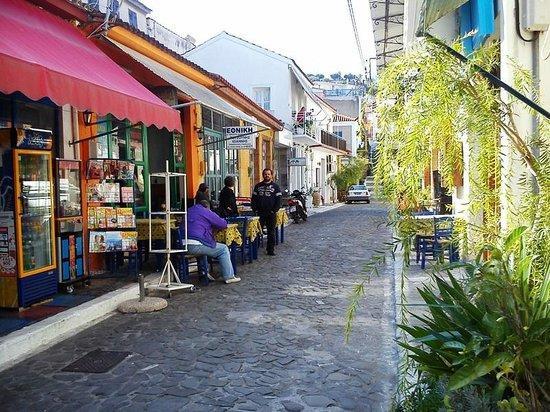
[224,277,241,284]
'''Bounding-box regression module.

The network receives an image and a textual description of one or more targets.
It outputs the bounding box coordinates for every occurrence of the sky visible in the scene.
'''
[144,0,375,77]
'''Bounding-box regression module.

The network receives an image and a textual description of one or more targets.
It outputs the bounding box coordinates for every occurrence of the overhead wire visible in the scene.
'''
[346,0,367,77]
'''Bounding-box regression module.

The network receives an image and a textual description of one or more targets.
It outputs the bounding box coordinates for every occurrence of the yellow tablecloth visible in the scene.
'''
[275,209,289,227]
[215,223,243,246]
[246,217,263,241]
[136,218,177,241]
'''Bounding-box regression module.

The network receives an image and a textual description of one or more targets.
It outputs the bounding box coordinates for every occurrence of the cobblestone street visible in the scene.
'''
[0,203,397,411]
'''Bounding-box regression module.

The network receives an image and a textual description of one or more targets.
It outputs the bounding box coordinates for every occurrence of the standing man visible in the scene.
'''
[251,168,282,256]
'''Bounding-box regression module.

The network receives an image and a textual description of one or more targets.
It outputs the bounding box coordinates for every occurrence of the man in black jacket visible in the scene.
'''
[251,168,281,256]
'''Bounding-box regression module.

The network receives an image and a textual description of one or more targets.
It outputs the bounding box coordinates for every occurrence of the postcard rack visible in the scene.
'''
[147,160,193,295]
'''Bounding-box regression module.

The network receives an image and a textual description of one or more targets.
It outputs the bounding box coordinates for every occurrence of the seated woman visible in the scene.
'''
[217,176,239,218]
[194,183,210,204]
[183,200,241,284]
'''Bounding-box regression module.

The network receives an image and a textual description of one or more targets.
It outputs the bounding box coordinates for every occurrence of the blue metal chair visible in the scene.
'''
[417,217,459,269]
[226,216,253,264]
[174,227,209,285]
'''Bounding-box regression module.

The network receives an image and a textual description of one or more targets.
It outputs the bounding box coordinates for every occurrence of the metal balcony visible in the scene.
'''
[291,110,317,138]
[321,130,347,152]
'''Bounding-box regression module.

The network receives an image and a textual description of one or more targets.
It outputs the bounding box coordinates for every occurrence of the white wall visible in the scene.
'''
[146,19,195,55]
[498,0,546,230]
[186,36,292,125]
[333,122,359,156]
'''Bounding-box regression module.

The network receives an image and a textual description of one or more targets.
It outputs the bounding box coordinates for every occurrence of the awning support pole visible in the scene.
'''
[69,123,141,146]
[196,127,271,147]
[424,33,550,120]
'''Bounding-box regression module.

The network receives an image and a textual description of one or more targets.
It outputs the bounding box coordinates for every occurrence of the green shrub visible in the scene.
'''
[398,227,550,411]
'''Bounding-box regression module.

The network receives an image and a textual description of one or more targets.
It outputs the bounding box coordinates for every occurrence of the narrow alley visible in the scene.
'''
[0,204,397,411]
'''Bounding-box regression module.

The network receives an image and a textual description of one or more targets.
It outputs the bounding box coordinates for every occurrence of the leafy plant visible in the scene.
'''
[399,227,550,410]
[329,156,368,199]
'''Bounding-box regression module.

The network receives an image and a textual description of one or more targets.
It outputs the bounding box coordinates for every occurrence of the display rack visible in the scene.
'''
[85,158,138,278]
[147,160,194,295]
[55,158,85,293]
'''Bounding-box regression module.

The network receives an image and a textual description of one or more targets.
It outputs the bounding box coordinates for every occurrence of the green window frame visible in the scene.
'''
[89,115,149,214]
[170,132,186,209]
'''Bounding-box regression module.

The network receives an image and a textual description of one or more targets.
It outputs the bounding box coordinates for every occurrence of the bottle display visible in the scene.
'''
[18,152,53,273]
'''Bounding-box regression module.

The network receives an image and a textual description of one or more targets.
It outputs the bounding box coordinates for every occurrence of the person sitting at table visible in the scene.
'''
[194,183,210,204]
[183,200,241,284]
[217,176,239,218]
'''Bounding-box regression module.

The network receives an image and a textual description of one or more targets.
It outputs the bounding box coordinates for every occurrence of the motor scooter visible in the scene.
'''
[287,189,308,223]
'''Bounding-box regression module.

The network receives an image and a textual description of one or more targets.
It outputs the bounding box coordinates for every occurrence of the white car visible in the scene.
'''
[346,184,370,204]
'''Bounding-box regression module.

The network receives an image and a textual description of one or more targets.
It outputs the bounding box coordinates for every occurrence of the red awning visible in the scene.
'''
[0,0,182,132]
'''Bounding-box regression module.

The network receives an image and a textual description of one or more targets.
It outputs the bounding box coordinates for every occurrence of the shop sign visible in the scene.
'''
[16,128,53,150]
[288,157,307,166]
[224,126,256,150]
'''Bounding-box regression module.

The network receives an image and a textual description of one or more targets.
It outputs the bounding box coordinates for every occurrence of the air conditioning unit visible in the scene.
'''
[521,0,550,32]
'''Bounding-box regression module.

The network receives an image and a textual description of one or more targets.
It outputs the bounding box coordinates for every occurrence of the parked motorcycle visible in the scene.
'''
[287,190,308,223]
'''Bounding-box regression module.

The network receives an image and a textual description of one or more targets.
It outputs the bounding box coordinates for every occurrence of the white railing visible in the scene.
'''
[291,110,317,138]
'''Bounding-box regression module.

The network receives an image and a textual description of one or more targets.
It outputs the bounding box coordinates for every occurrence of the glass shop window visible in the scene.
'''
[15,100,55,131]
[94,116,109,158]
[212,111,222,132]
[134,165,145,208]
[112,119,126,159]
[129,126,143,161]
[202,107,213,129]
[0,96,12,128]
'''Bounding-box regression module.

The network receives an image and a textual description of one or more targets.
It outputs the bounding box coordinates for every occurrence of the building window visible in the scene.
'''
[128,9,138,28]
[253,87,271,111]
[334,130,343,138]
[327,155,333,173]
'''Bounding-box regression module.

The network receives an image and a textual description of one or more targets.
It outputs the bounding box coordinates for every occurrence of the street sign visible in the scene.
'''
[224,126,257,149]
[288,157,306,166]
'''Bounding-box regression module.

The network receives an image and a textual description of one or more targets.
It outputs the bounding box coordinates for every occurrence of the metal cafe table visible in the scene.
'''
[246,216,263,259]
[136,218,177,269]
[275,209,289,244]
[215,223,242,274]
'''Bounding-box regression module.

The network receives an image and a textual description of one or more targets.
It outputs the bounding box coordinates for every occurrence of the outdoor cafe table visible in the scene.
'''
[246,216,263,259]
[275,209,289,244]
[136,218,177,241]
[215,223,242,274]
[136,218,177,269]
[412,214,457,235]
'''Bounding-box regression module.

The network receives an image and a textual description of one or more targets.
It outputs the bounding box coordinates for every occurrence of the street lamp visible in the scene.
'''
[82,110,108,126]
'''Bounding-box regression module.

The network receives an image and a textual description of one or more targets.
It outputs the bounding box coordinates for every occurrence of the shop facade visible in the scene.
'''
[0,0,181,308]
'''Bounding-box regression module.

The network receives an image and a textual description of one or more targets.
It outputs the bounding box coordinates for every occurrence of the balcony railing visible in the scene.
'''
[321,130,347,152]
[292,109,317,138]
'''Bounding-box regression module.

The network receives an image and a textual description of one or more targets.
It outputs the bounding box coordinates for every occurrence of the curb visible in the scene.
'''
[292,202,345,220]
[0,279,144,372]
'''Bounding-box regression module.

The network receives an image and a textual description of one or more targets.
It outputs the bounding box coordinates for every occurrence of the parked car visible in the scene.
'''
[345,184,370,204]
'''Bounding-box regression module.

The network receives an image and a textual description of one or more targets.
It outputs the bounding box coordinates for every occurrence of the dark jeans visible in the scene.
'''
[259,212,276,253]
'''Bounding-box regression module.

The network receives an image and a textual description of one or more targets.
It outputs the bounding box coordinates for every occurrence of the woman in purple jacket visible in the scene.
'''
[184,200,241,284]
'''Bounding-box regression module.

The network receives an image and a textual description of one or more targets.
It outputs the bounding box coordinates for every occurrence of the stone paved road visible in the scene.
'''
[0,202,397,411]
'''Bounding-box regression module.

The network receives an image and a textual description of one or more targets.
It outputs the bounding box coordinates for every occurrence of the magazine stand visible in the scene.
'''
[85,158,138,278]
[147,161,194,295]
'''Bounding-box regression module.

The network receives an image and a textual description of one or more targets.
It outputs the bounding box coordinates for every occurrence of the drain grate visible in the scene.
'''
[62,349,132,373]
